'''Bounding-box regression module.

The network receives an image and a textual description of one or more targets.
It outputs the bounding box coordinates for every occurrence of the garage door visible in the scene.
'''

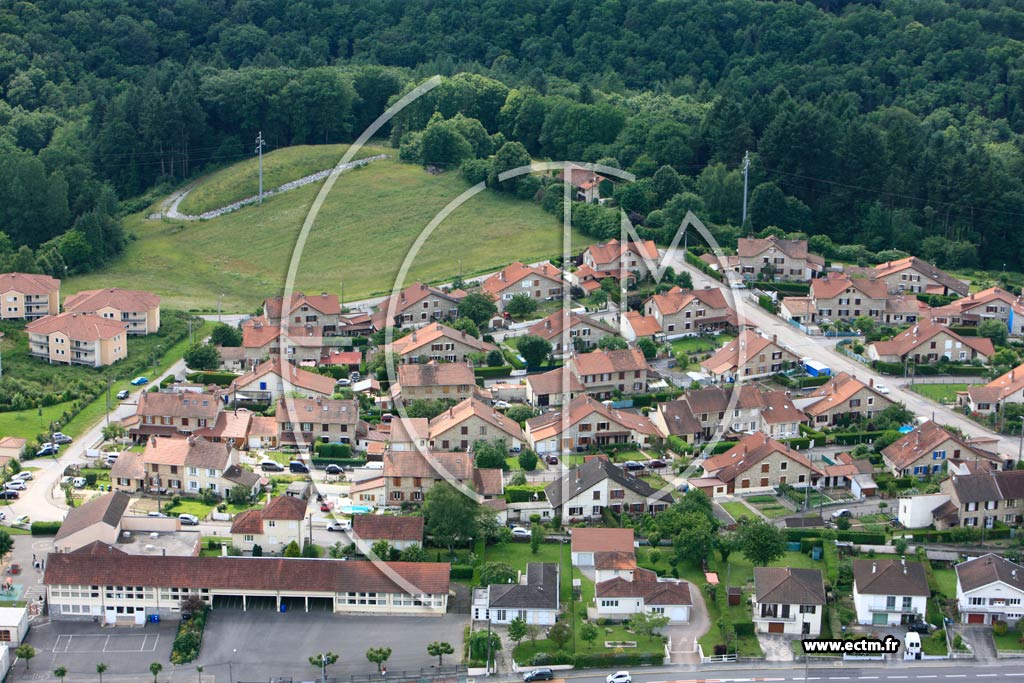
[768,622,785,633]
[967,613,986,624]
[872,613,888,626]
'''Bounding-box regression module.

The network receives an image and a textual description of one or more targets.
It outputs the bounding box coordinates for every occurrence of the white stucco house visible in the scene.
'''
[594,567,692,623]
[473,563,559,626]
[956,554,1024,625]
[752,567,825,635]
[852,559,930,626]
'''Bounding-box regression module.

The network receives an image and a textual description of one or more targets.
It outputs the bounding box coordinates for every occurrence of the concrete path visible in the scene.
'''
[668,579,710,664]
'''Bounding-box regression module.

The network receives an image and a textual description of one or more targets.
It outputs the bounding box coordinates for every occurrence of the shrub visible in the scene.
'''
[184,371,239,386]
[30,521,61,535]
[170,603,208,664]
[313,442,352,458]
[530,653,551,666]
[450,565,474,579]
[505,484,547,503]
[994,620,1009,636]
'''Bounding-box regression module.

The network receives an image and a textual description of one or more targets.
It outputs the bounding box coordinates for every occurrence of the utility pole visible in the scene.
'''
[741,150,751,229]
[320,652,327,683]
[105,378,112,427]
[340,281,344,312]
[255,132,266,204]
[218,294,223,323]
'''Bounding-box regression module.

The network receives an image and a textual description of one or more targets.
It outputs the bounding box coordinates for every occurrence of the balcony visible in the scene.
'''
[868,605,920,615]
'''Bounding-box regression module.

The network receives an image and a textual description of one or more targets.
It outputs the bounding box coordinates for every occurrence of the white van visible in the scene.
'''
[904,631,921,660]
[72,477,87,489]
[364,461,384,470]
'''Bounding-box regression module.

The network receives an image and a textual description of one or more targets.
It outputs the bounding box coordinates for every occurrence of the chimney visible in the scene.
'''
[772,334,777,344]
[869,378,874,388]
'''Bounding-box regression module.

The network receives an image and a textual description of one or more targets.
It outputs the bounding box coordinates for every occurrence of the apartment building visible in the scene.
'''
[736,236,824,282]
[64,288,161,335]
[26,312,127,367]
[275,397,358,449]
[0,272,60,320]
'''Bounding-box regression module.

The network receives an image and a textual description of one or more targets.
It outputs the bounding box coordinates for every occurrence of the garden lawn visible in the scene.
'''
[993,628,1024,653]
[932,569,958,600]
[164,500,215,519]
[721,501,758,521]
[504,457,522,471]
[922,630,948,656]
[670,334,733,356]
[911,384,974,404]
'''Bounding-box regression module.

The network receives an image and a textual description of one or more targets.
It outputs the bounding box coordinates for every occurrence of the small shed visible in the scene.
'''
[285,481,311,499]
[727,586,742,606]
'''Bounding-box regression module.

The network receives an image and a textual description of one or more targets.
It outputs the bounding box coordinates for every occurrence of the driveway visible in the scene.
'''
[199,609,467,681]
[962,624,997,662]
[757,633,797,662]
[667,580,709,664]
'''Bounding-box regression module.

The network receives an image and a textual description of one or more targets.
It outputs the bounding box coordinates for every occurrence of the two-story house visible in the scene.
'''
[753,567,825,635]
[582,238,659,281]
[263,292,342,334]
[651,385,765,444]
[736,236,824,282]
[525,395,660,455]
[868,321,995,365]
[544,457,672,523]
[229,358,336,403]
[387,324,497,365]
[853,558,930,626]
[480,262,564,312]
[759,391,808,439]
[930,287,1024,338]
[229,495,307,554]
[142,435,236,496]
[701,331,799,383]
[0,272,60,320]
[869,257,969,297]
[275,397,358,450]
[809,274,890,323]
[558,166,608,203]
[964,363,1024,416]
[570,528,637,583]
[939,471,1024,529]
[882,421,997,478]
[26,312,127,367]
[525,367,585,409]
[697,432,822,495]
[570,348,649,399]
[525,311,617,358]
[376,282,464,329]
[64,288,161,335]
[129,390,222,442]
[473,562,560,626]
[798,372,894,427]
[393,362,479,403]
[644,286,736,339]
[382,449,503,504]
[428,397,525,451]
[956,554,1024,625]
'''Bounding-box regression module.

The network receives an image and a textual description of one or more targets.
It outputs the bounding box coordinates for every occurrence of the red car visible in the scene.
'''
[320,502,333,512]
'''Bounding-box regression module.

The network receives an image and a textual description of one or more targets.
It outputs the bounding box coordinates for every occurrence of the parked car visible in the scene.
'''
[335,378,351,387]
[623,460,645,471]
[874,382,890,394]
[72,477,87,488]
[289,461,310,474]
[12,472,32,481]
[522,669,554,682]
[324,464,344,475]
[0,491,19,500]
[36,443,58,457]
[51,432,72,444]
[510,526,530,538]
[178,513,200,526]
[545,455,559,465]
[606,672,631,683]
[646,459,667,469]
[380,413,394,423]
[320,501,333,512]
[327,520,352,532]
[148,511,168,518]
[350,371,361,381]
[130,376,149,386]
[493,400,511,409]
[260,460,285,472]
[907,619,933,634]
[3,481,25,491]
[116,389,130,400]
[831,508,852,520]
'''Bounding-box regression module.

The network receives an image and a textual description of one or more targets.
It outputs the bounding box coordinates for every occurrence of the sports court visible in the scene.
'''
[52,633,161,654]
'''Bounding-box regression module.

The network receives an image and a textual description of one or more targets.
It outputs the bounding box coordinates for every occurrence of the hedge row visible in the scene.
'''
[872,360,983,377]
[902,527,1012,541]
[949,326,979,337]
[832,431,888,445]
[186,371,240,387]
[753,281,811,296]
[450,565,473,579]
[474,366,514,379]
[799,424,828,447]
[781,437,812,450]
[783,529,887,545]
[758,294,778,314]
[30,521,61,535]
[571,652,664,668]
[313,442,352,458]
[505,484,548,503]
[630,391,684,409]
[685,250,724,282]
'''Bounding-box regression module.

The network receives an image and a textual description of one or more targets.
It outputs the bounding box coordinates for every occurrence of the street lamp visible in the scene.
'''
[802,613,809,680]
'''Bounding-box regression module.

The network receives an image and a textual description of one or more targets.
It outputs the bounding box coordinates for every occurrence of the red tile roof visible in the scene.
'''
[571,527,634,554]
[26,312,127,341]
[230,359,337,397]
[263,292,341,320]
[64,288,159,314]
[0,272,60,295]
[352,515,424,542]
[869,320,994,360]
[481,262,563,297]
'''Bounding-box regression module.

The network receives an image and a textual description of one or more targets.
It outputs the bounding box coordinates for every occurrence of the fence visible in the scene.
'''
[260,666,468,683]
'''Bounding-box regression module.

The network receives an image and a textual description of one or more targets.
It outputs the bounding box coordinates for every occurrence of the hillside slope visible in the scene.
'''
[65,146,584,311]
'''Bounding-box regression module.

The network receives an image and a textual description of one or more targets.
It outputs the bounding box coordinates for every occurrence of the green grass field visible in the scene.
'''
[66,146,586,312]
[910,383,974,404]
[932,568,958,600]
[721,500,757,521]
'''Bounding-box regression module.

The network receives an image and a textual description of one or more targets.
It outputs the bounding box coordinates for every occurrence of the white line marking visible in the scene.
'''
[945,676,967,679]
[918,677,937,679]
[975,676,997,679]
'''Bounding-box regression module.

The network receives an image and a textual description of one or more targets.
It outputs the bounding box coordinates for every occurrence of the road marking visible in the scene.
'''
[858,677,878,680]
[975,676,997,678]
[945,676,967,678]
[886,677,907,680]
[918,677,937,679]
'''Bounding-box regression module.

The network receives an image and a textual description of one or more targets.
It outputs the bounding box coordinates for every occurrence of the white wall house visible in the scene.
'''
[472,563,559,626]
[897,494,952,529]
[956,554,1024,626]
[752,567,825,636]
[852,559,929,626]
[594,568,691,623]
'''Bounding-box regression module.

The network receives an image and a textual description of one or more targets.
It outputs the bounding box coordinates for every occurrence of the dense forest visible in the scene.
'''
[2,0,1024,276]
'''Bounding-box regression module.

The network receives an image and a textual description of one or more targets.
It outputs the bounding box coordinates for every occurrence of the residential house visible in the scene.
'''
[955,554,1024,625]
[852,558,930,626]
[798,372,894,427]
[142,435,237,496]
[882,421,996,478]
[241,316,347,366]
[525,367,585,409]
[644,286,736,339]
[393,362,478,403]
[939,471,1024,529]
[0,272,60,320]
[45,543,450,620]
[352,515,424,551]
[473,563,560,625]
[0,437,25,464]
[110,453,146,493]
[869,257,969,297]
[217,346,246,371]
[480,262,564,312]
[229,359,336,403]
[54,492,131,553]
[558,166,608,203]
[130,390,222,442]
[376,282,464,328]
[570,528,637,583]
[525,395,660,455]
[247,416,279,450]
[382,449,503,505]
[736,236,824,282]
[383,417,430,453]
[275,397,358,450]
[229,495,307,554]
[525,311,617,357]
[222,465,262,498]
[193,409,254,449]
[622,311,663,343]
[808,274,889,323]
[582,238,660,281]
[818,452,877,498]
[759,391,808,439]
[930,287,1024,337]
[428,397,525,451]
[651,385,765,444]
[543,457,672,523]
[350,477,386,508]
[570,348,649,399]
[26,312,127,367]
[263,292,342,334]
[964,363,1024,415]
[867,321,995,365]
[63,288,160,335]
[388,324,496,365]
[697,433,822,495]
[594,568,692,623]
[753,567,825,635]
[701,330,799,383]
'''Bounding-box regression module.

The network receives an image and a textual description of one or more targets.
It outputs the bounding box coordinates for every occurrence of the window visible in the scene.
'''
[593,490,601,500]
[610,489,625,499]
[886,596,896,610]
[244,535,254,542]
[650,607,665,614]
[800,605,816,614]
[902,597,913,611]
[600,600,619,607]
[969,597,986,606]
[495,609,507,621]
[568,506,583,516]
[0,630,11,642]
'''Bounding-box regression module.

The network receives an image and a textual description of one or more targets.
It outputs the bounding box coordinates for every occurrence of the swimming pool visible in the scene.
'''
[338,505,372,515]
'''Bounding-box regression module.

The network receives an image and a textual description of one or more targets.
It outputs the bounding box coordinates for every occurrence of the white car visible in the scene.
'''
[327,520,352,532]
[875,382,890,394]
[510,526,530,538]
[12,472,31,481]
[606,672,631,683]
[4,481,25,491]
[178,513,200,526]
[51,432,72,444]
[492,400,511,409]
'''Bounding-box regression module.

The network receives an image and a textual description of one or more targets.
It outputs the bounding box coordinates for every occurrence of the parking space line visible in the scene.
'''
[52,634,71,653]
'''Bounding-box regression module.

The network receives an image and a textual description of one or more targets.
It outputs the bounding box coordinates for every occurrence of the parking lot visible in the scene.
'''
[24,620,177,677]
[199,609,467,681]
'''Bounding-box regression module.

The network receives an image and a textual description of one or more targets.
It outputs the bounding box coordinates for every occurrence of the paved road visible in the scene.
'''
[558,663,1024,683]
[664,251,1024,457]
